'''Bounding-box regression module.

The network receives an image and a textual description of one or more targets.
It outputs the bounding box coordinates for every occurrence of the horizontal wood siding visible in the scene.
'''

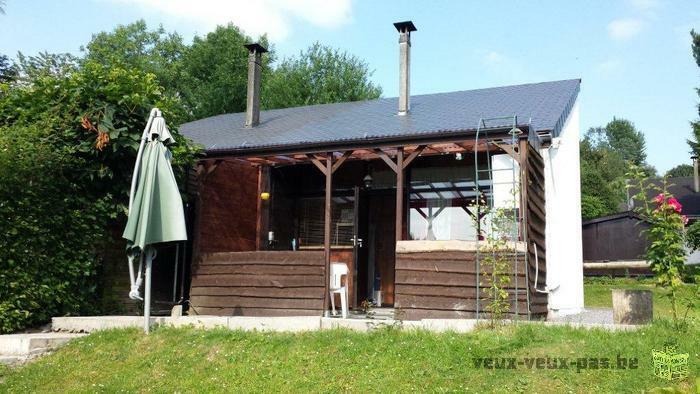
[524,143,548,317]
[189,251,325,316]
[394,250,546,320]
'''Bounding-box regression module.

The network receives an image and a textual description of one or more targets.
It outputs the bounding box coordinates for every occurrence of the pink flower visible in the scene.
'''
[682,215,689,225]
[668,197,682,213]
[653,194,665,204]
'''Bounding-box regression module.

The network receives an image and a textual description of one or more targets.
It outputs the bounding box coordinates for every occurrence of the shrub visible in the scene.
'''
[0,124,112,333]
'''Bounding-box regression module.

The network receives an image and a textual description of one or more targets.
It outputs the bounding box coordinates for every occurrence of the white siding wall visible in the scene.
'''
[540,101,584,316]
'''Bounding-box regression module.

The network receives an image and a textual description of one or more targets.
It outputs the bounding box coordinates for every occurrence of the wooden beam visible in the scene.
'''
[331,150,352,173]
[306,154,328,175]
[373,148,398,173]
[402,145,426,169]
[396,147,404,241]
[323,153,333,314]
[492,141,519,161]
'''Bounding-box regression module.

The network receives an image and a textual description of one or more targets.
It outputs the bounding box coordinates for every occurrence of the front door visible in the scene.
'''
[353,189,396,307]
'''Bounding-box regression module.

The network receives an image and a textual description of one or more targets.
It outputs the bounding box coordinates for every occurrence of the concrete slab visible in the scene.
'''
[50,314,643,335]
[0,333,85,364]
[320,317,398,331]
[418,319,479,333]
[52,316,168,332]
[169,316,229,329]
[228,316,321,332]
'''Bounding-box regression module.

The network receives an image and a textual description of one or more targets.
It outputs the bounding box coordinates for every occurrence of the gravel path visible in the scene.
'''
[549,308,614,325]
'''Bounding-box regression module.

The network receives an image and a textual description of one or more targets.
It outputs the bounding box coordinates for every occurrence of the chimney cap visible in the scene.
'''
[244,43,268,54]
[393,21,417,33]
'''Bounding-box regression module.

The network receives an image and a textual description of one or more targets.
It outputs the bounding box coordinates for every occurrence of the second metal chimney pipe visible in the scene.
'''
[394,21,417,116]
[244,43,267,128]
[693,155,699,193]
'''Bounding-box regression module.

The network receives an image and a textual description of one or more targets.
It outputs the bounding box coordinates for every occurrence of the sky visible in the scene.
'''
[0,0,698,173]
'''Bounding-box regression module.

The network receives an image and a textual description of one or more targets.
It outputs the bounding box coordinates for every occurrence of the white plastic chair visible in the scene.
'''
[329,262,349,318]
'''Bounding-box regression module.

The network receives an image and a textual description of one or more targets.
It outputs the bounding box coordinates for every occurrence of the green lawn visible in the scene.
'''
[0,280,697,393]
[584,277,700,320]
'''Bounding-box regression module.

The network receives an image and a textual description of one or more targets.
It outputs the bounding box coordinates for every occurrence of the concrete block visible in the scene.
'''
[228,316,320,332]
[612,289,653,325]
[171,305,183,318]
[0,333,85,364]
[52,316,168,332]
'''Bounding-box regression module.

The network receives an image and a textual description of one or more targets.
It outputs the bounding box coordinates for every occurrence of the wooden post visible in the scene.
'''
[323,153,333,314]
[256,165,271,250]
[395,147,404,241]
[518,139,529,241]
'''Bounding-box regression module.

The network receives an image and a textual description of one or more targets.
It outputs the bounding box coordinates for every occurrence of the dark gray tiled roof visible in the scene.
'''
[179,79,580,154]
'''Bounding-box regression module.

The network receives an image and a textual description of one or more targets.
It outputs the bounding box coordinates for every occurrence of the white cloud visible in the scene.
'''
[109,0,353,41]
[481,51,505,66]
[607,18,644,40]
[595,59,623,75]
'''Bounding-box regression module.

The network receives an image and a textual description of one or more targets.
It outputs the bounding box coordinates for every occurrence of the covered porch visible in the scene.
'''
[187,124,547,320]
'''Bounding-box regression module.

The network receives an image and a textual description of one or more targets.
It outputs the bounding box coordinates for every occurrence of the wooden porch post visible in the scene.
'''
[323,153,333,314]
[395,147,404,241]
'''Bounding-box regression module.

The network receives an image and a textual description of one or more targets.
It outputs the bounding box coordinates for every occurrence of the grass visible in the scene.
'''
[585,277,700,320]
[0,280,697,393]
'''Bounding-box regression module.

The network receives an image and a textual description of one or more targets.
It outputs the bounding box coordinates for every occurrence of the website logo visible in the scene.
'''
[652,344,689,381]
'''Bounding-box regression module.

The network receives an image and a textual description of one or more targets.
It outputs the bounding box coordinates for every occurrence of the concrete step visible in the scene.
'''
[0,333,85,364]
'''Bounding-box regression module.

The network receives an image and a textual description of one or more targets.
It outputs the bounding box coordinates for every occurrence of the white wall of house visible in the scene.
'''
[540,100,584,316]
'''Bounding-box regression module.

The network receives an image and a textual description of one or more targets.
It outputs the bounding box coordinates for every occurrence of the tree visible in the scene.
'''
[264,42,382,109]
[666,164,694,178]
[0,58,197,331]
[688,30,700,156]
[82,20,188,117]
[579,118,655,220]
[0,54,16,83]
[580,133,627,219]
[604,118,647,167]
[181,24,271,118]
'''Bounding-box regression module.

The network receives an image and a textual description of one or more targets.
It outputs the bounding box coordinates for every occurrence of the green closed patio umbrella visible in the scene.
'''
[123,108,187,333]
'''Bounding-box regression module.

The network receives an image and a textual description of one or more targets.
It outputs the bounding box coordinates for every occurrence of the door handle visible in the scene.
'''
[350,236,363,248]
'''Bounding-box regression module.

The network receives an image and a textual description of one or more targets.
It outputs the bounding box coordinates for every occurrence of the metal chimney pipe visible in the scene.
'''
[693,155,699,193]
[244,43,267,127]
[394,21,417,116]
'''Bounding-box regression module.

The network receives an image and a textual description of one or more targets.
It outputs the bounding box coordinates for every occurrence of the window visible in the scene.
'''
[296,196,355,247]
[407,154,520,241]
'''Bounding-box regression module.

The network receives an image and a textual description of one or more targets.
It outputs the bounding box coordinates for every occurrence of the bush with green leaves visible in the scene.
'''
[0,124,112,333]
[0,55,197,332]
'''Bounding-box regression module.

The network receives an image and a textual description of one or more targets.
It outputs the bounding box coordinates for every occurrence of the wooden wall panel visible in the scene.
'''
[195,161,259,255]
[523,143,548,315]
[189,251,325,316]
[394,249,546,321]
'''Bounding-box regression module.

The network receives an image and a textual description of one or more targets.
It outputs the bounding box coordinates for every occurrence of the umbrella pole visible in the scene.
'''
[144,249,152,334]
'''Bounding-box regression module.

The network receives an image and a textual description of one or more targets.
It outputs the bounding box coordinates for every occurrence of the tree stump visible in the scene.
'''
[612,289,653,324]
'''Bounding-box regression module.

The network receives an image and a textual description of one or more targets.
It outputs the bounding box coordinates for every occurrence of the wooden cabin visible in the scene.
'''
[178,22,584,320]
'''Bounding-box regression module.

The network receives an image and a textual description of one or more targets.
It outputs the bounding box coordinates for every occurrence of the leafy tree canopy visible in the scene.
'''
[263,42,382,109]
[82,20,187,108]
[580,118,655,220]
[182,24,272,119]
[0,54,17,83]
[666,164,694,178]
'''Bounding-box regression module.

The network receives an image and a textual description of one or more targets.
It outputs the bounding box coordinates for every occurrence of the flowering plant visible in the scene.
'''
[627,165,689,328]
